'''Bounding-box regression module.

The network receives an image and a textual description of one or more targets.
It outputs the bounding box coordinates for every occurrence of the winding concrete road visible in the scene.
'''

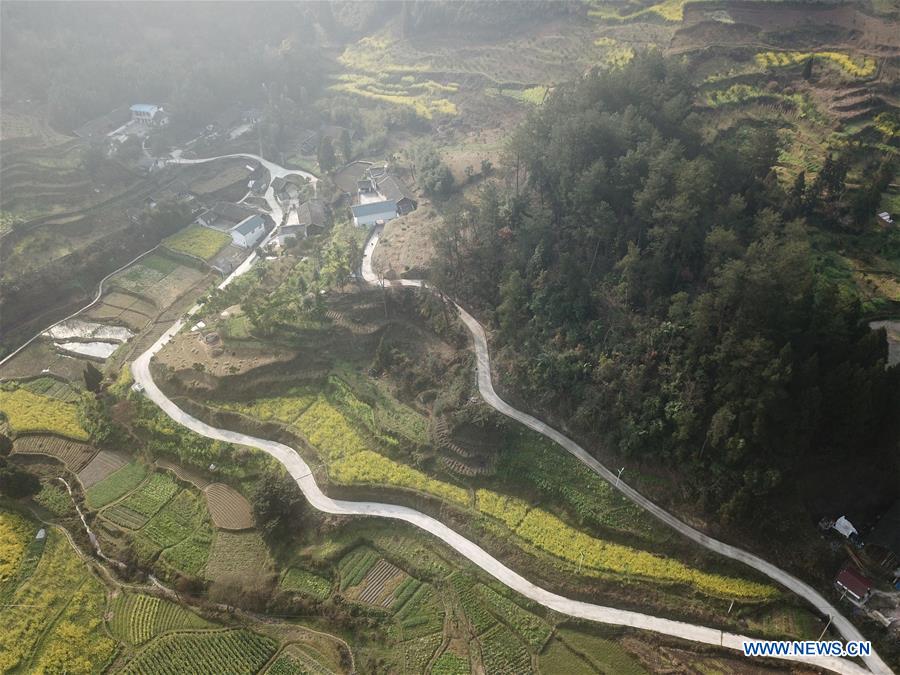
[168,152,317,226]
[131,321,872,675]
[362,227,893,675]
[125,159,892,675]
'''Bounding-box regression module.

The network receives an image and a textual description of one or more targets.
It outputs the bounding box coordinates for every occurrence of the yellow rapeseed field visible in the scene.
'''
[0,387,89,440]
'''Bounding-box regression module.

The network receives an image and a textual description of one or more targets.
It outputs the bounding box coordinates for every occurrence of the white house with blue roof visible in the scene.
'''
[130,104,164,126]
[230,214,267,248]
[351,200,398,227]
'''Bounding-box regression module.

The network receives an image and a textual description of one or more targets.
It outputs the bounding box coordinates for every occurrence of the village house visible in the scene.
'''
[375,174,418,215]
[195,201,260,231]
[349,165,418,227]
[351,200,398,227]
[271,175,305,204]
[130,103,165,126]
[229,214,267,249]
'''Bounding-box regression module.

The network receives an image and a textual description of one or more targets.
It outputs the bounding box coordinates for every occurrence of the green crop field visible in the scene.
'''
[281,567,332,600]
[159,519,213,577]
[451,574,498,635]
[432,651,470,674]
[476,585,551,649]
[163,225,231,260]
[539,639,596,674]
[33,481,72,516]
[85,462,149,509]
[338,546,379,591]
[559,627,647,674]
[393,580,445,639]
[116,471,180,519]
[21,376,82,402]
[479,623,532,674]
[120,628,277,675]
[205,530,272,582]
[109,592,212,645]
[142,489,209,549]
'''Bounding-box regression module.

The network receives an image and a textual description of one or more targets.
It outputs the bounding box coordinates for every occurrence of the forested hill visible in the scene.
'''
[432,54,900,524]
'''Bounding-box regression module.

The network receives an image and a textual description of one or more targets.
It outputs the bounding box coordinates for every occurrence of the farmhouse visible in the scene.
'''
[351,200,398,227]
[229,214,267,249]
[878,211,894,225]
[298,199,327,231]
[196,202,260,231]
[352,165,418,220]
[271,175,305,203]
[375,174,418,215]
[834,565,874,606]
[130,103,164,126]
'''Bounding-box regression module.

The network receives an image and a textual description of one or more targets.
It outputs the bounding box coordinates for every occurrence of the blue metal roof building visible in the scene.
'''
[351,200,397,227]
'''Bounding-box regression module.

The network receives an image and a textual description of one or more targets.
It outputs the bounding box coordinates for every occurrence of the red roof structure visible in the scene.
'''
[835,565,874,603]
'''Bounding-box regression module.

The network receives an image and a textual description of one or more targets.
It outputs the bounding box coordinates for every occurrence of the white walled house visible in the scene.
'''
[130,104,164,126]
[351,200,397,227]
[230,215,266,248]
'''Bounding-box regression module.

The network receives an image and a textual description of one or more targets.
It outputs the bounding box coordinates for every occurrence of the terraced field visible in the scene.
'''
[120,628,277,675]
[78,449,131,488]
[356,558,405,606]
[109,592,212,645]
[204,482,255,530]
[12,434,98,472]
[338,546,379,592]
[109,253,209,310]
[20,376,82,402]
[0,384,89,440]
[162,225,231,261]
[281,567,333,601]
[142,489,209,549]
[84,460,148,507]
[205,530,272,582]
[155,458,210,489]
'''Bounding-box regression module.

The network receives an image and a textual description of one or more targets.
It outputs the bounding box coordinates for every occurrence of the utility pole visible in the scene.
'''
[818,614,834,641]
[616,466,625,488]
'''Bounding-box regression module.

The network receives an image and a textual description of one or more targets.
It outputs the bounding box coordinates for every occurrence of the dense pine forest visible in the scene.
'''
[432,54,900,524]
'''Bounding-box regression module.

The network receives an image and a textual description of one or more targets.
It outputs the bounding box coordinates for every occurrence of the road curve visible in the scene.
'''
[126,221,879,675]
[362,227,893,675]
[132,320,871,675]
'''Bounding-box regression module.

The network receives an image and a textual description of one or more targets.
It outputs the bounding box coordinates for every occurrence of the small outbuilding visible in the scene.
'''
[832,516,859,540]
[834,565,874,606]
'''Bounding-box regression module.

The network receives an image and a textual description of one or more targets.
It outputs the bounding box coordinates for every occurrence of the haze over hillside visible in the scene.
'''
[1,2,899,674]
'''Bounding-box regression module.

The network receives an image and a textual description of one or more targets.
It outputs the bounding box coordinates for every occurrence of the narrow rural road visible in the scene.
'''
[361,226,893,675]
[125,200,887,674]
[131,326,872,675]
[168,152,317,226]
